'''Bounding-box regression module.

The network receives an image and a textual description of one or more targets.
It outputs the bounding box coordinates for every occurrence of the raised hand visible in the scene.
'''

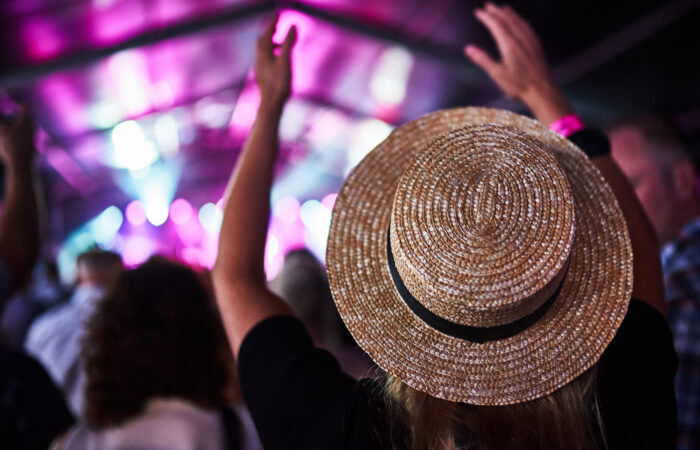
[0,106,36,169]
[465,3,573,125]
[255,14,297,113]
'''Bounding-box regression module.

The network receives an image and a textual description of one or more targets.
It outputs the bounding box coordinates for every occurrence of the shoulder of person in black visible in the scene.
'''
[0,345,75,450]
[238,299,677,450]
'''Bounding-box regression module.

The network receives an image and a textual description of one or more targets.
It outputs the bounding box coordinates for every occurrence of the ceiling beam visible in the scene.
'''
[0,1,276,90]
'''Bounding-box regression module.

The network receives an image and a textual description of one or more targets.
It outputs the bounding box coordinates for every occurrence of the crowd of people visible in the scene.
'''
[0,3,696,449]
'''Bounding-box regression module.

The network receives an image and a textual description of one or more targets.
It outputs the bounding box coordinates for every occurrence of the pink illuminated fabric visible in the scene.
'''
[549,114,585,138]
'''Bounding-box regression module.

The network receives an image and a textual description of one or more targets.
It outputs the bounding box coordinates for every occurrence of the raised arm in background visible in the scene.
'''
[465,3,665,316]
[212,15,296,356]
[0,107,40,303]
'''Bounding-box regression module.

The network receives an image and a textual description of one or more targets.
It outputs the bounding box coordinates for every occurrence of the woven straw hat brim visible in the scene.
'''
[326,107,633,405]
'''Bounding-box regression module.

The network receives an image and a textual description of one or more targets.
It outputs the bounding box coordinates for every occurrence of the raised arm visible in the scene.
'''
[0,107,40,303]
[465,3,665,315]
[212,15,296,356]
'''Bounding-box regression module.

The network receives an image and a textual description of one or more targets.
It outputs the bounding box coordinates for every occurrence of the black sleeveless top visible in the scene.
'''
[238,299,677,449]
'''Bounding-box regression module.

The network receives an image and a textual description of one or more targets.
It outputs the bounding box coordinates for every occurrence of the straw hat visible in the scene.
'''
[326,107,632,405]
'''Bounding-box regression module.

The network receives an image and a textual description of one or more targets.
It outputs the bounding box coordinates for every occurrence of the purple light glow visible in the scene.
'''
[176,219,203,246]
[273,196,301,223]
[106,50,152,116]
[151,81,176,109]
[123,235,156,267]
[307,110,347,148]
[321,193,338,211]
[181,246,204,267]
[274,10,323,96]
[22,17,65,61]
[268,213,306,262]
[154,0,201,27]
[265,233,284,280]
[169,198,194,225]
[38,75,87,136]
[90,0,146,46]
[230,82,260,130]
[125,200,147,226]
[45,146,97,192]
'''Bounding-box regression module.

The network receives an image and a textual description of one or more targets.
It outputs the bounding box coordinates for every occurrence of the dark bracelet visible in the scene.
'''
[567,129,611,159]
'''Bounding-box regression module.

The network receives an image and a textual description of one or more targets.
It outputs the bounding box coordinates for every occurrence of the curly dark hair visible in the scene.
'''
[82,257,232,428]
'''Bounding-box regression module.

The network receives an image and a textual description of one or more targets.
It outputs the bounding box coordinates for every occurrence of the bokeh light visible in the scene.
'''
[345,119,393,173]
[125,200,146,226]
[273,196,301,223]
[145,201,169,226]
[169,198,194,225]
[123,235,156,266]
[110,120,159,171]
[370,46,414,106]
[199,202,223,233]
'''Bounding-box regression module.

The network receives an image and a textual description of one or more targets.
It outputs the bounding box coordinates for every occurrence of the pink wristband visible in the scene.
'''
[549,114,585,138]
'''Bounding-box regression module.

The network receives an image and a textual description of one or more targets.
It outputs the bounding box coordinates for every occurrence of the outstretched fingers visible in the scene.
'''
[492,4,542,57]
[474,7,516,58]
[257,13,279,56]
[464,45,502,80]
[279,25,297,60]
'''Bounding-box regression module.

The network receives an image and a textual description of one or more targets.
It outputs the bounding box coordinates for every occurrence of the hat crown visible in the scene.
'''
[389,124,575,327]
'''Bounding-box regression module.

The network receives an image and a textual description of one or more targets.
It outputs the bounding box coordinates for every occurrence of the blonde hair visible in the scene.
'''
[383,366,601,450]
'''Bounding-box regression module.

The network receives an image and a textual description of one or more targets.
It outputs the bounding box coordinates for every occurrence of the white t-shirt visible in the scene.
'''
[52,398,226,450]
[24,284,105,415]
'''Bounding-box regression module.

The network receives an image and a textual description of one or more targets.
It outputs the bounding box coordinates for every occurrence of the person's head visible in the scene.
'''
[270,249,334,342]
[608,115,699,244]
[326,109,634,449]
[76,249,124,288]
[82,257,233,428]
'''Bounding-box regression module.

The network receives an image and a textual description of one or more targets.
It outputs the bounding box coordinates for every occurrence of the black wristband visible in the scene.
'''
[567,129,611,159]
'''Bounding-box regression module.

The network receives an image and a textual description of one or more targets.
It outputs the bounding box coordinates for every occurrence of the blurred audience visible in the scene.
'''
[0,107,74,449]
[270,249,374,378]
[2,259,69,348]
[610,115,700,449]
[52,257,244,449]
[25,248,124,415]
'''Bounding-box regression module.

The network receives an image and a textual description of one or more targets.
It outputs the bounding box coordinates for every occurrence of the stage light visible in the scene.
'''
[90,205,124,247]
[144,191,169,227]
[370,46,414,106]
[195,97,232,129]
[273,196,301,223]
[107,50,151,115]
[154,114,180,158]
[123,235,155,266]
[170,198,193,225]
[94,0,118,10]
[199,202,223,233]
[321,193,338,211]
[307,110,347,149]
[152,81,175,109]
[22,18,64,61]
[346,119,393,173]
[110,120,158,171]
[87,101,122,129]
[145,203,168,226]
[230,84,260,129]
[176,219,203,246]
[267,234,280,259]
[279,101,310,141]
[126,200,147,226]
[300,199,332,261]
[265,233,283,280]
